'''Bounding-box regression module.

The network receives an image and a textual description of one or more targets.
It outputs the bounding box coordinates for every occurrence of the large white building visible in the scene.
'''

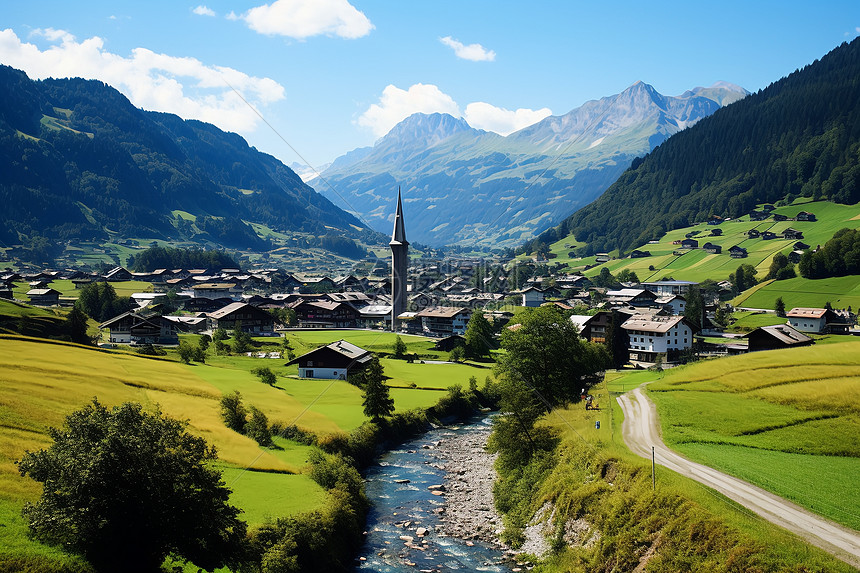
[622,315,695,365]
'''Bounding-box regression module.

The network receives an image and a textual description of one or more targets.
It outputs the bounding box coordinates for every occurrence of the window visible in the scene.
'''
[307,361,314,367]
[306,370,314,378]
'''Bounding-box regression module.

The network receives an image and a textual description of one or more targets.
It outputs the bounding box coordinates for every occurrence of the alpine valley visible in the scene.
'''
[310,80,748,247]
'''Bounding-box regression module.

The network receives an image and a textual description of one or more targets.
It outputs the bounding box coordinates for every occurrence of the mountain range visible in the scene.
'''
[310,81,748,247]
[0,65,375,259]
[527,37,860,256]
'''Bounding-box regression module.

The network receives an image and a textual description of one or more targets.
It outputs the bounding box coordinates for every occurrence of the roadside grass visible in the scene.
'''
[282,329,448,359]
[11,279,154,300]
[646,342,860,529]
[538,369,856,572]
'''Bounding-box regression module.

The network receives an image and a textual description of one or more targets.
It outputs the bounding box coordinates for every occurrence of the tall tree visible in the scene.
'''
[18,399,246,573]
[360,357,394,422]
[684,285,705,331]
[464,311,493,359]
[496,305,609,410]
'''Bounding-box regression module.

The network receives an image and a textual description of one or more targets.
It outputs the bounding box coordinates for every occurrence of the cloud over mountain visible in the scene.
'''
[0,28,284,133]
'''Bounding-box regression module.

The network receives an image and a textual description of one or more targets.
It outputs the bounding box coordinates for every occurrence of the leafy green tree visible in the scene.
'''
[246,406,273,447]
[616,268,640,283]
[65,305,90,344]
[729,264,758,294]
[448,345,465,362]
[198,334,211,353]
[604,309,629,369]
[775,297,786,317]
[464,311,494,359]
[232,329,252,354]
[392,335,407,359]
[767,252,791,280]
[219,391,247,433]
[75,282,133,322]
[252,366,277,386]
[684,285,705,331]
[496,305,610,411]
[177,341,195,364]
[17,399,246,573]
[360,357,394,422]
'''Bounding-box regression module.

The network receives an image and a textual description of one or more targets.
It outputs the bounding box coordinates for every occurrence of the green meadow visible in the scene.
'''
[647,341,860,529]
[733,274,860,310]
[545,199,860,287]
[0,328,480,568]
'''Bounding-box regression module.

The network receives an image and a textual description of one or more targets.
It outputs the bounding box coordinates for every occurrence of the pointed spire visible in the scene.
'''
[390,187,409,246]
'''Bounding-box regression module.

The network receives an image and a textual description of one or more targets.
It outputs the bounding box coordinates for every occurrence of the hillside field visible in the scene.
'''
[0,329,480,568]
[545,199,860,288]
[646,340,860,530]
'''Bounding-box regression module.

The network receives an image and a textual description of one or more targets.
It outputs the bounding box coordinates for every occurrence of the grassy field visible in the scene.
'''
[543,199,860,286]
[11,279,154,300]
[0,326,482,568]
[646,342,860,530]
[533,368,854,572]
[732,274,860,310]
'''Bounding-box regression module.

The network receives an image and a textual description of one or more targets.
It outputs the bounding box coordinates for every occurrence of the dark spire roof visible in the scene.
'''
[390,187,409,246]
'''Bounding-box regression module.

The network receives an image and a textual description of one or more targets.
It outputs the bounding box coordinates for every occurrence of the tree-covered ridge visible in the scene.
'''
[127,245,240,272]
[0,65,373,249]
[525,37,860,256]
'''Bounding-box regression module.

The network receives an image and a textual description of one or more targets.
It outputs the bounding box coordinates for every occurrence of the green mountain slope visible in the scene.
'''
[0,65,378,256]
[527,38,860,256]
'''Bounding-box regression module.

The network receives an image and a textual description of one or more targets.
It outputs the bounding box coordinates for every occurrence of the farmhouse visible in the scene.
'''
[786,307,851,334]
[518,286,545,308]
[702,242,722,254]
[415,306,472,337]
[746,324,813,352]
[287,340,373,380]
[569,310,624,344]
[772,213,788,222]
[291,299,360,328]
[433,334,465,352]
[207,302,276,334]
[782,228,804,240]
[749,210,768,221]
[729,245,748,258]
[26,288,61,306]
[761,231,777,240]
[622,315,695,366]
[103,267,133,282]
[654,294,686,315]
[788,250,806,264]
[747,229,761,238]
[100,311,180,345]
[594,253,611,263]
[680,238,699,249]
[629,249,651,258]
[796,211,816,221]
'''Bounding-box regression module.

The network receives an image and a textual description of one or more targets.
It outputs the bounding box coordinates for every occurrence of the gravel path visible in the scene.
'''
[618,386,860,569]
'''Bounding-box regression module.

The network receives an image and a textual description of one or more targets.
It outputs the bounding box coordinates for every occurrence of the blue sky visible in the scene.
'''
[2,1,858,169]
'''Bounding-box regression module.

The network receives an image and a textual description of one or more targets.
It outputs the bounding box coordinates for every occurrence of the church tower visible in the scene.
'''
[390,188,409,331]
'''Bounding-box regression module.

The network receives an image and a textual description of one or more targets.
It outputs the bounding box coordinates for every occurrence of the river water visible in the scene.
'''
[353,417,511,572]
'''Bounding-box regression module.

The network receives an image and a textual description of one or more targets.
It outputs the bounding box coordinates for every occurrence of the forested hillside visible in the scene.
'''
[0,65,375,253]
[525,37,860,256]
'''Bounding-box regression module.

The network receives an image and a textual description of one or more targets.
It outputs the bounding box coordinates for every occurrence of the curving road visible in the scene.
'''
[617,386,860,569]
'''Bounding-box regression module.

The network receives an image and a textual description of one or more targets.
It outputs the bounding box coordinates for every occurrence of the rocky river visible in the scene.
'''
[353,416,536,572]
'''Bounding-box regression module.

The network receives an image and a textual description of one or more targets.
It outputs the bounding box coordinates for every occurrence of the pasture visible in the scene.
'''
[732,274,860,311]
[647,341,860,529]
[544,199,860,285]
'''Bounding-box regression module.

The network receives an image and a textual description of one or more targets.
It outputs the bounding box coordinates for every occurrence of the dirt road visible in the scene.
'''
[617,386,860,569]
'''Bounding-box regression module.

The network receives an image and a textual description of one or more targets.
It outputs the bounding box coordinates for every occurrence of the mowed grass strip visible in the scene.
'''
[646,341,860,529]
[735,275,860,310]
[676,443,860,530]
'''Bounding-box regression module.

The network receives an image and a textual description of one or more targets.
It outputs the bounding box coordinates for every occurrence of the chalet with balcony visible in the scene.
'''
[415,306,472,337]
[291,299,361,328]
[622,315,696,366]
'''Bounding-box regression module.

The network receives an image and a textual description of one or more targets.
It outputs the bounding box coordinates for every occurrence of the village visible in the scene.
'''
[2,196,856,377]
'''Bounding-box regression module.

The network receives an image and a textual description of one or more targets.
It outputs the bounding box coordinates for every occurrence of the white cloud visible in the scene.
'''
[0,28,285,133]
[357,83,461,137]
[226,11,240,21]
[192,5,216,17]
[242,0,373,39]
[464,102,552,135]
[439,36,495,62]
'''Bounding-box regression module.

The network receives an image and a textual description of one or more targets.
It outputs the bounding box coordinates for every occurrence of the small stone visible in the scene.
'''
[416,527,428,537]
